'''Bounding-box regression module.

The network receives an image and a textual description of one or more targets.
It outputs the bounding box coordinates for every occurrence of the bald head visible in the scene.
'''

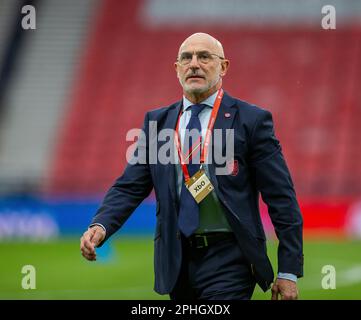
[178,33,225,58]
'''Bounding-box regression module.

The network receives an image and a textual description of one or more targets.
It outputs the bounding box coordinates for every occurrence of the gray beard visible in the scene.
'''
[180,75,220,96]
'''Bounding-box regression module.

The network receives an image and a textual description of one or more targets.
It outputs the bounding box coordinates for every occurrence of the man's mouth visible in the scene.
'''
[186,75,205,80]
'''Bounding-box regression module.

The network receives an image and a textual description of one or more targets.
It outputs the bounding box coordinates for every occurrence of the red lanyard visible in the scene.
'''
[174,89,224,181]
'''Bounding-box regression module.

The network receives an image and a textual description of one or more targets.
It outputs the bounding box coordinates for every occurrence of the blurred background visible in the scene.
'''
[0,0,360,299]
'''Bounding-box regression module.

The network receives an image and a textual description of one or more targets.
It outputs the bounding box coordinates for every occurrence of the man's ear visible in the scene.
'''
[220,59,230,77]
[174,62,179,78]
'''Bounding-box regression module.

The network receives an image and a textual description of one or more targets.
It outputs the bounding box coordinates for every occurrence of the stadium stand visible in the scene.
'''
[0,0,98,194]
[47,0,361,199]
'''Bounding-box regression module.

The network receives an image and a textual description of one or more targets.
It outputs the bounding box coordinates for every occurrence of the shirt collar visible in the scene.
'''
[182,90,218,112]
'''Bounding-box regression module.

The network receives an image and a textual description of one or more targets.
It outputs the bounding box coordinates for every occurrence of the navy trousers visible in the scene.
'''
[170,233,256,300]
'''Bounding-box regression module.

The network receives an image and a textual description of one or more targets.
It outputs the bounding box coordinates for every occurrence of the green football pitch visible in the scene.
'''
[1,236,360,300]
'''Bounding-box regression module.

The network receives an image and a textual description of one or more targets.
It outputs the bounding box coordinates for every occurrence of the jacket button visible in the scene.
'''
[176,231,181,239]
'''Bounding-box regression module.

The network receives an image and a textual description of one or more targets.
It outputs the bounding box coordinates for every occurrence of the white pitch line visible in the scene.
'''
[338,265,361,287]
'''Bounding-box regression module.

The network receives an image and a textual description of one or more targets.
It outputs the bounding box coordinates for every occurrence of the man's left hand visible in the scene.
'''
[271,278,298,300]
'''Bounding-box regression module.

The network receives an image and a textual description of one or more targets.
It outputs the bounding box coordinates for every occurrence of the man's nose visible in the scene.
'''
[189,53,200,68]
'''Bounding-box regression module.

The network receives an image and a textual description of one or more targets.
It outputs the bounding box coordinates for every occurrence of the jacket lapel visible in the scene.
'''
[207,92,238,191]
[162,101,182,205]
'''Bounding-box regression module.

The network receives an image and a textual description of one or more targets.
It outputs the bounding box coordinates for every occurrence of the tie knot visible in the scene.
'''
[190,104,208,118]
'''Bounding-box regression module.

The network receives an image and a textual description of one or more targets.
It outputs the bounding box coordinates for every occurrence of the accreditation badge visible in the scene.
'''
[185,168,214,204]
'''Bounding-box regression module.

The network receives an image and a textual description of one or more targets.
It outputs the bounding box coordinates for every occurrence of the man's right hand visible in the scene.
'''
[80,226,106,261]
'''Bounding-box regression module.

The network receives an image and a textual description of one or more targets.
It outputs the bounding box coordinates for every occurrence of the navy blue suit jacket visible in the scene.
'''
[92,92,304,294]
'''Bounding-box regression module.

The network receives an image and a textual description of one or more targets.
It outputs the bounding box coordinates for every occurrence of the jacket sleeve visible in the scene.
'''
[91,112,154,245]
[249,109,304,277]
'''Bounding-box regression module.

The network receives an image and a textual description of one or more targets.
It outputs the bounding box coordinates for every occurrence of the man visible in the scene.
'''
[80,33,303,300]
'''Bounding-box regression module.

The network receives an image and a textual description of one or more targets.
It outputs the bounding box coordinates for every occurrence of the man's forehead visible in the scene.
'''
[180,40,215,53]
[178,35,224,56]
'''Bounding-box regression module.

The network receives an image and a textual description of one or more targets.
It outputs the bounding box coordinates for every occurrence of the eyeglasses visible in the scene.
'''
[177,51,225,65]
